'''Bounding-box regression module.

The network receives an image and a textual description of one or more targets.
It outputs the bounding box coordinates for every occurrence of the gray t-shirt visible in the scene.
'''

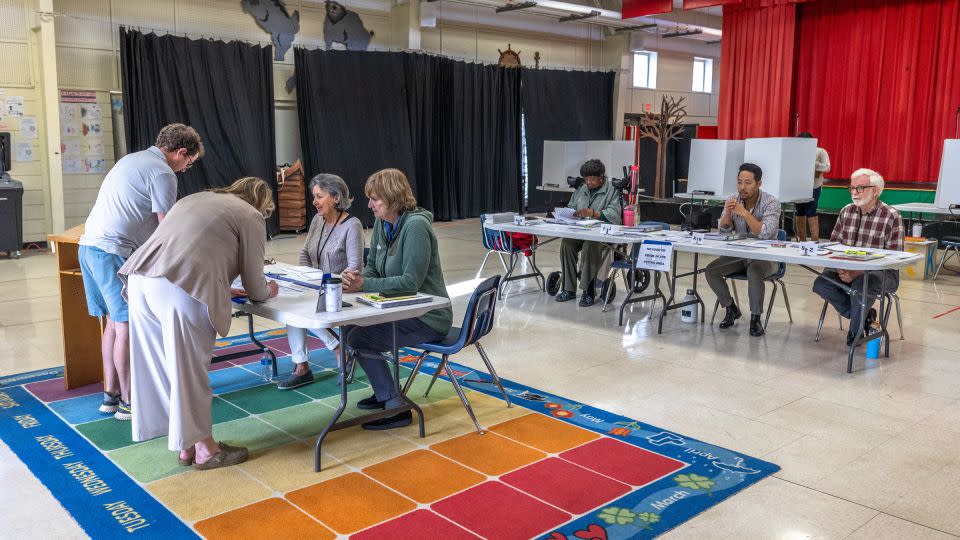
[80,146,177,258]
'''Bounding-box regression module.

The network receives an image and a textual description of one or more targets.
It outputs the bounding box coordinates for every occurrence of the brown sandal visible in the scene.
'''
[192,442,249,470]
[178,454,194,466]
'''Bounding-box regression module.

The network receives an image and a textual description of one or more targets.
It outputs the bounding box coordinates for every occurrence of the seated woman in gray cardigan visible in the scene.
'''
[278,174,364,390]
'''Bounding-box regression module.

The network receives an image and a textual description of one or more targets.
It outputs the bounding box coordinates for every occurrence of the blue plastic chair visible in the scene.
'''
[710,229,792,329]
[403,275,511,434]
[934,236,960,279]
[477,215,508,277]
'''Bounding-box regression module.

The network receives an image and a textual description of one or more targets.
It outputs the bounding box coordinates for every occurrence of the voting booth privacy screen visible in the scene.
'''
[686,137,816,201]
[936,139,960,208]
[541,140,635,188]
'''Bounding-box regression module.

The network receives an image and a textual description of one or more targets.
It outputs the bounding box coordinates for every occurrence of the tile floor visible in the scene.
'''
[2,219,959,539]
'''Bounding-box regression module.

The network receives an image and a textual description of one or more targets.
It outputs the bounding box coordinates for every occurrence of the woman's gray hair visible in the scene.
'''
[308,173,353,211]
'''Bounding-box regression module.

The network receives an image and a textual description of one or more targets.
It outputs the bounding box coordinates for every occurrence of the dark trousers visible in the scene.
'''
[812,269,899,328]
[560,238,604,293]
[346,318,443,408]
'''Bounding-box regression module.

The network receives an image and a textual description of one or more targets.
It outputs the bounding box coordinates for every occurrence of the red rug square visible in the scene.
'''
[501,457,632,514]
[352,509,480,540]
[560,438,686,486]
[431,481,570,540]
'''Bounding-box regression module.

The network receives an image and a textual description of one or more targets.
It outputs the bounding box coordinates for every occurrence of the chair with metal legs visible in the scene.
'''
[814,290,904,342]
[933,237,960,280]
[403,275,511,434]
[710,229,793,329]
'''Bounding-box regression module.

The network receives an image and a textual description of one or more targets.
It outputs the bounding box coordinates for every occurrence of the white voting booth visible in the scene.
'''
[743,137,816,201]
[686,137,816,201]
[686,140,744,195]
[541,140,635,191]
[935,139,960,208]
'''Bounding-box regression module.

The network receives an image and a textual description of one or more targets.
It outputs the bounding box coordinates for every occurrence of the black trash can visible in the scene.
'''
[0,177,24,258]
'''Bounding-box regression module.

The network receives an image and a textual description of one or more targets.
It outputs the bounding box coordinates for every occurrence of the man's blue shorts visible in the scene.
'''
[78,245,128,322]
[795,187,822,218]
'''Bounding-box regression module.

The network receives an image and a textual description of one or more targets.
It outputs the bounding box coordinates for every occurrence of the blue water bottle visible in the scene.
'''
[260,357,272,381]
[865,337,881,359]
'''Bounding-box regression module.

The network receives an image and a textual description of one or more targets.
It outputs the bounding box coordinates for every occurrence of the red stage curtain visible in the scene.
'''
[718,3,800,138]
[794,0,960,182]
[683,0,742,8]
[622,0,672,18]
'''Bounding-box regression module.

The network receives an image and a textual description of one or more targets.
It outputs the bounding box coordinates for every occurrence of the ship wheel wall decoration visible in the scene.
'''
[498,44,522,67]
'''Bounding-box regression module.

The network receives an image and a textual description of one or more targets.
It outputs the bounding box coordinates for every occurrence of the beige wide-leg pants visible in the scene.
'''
[128,274,217,451]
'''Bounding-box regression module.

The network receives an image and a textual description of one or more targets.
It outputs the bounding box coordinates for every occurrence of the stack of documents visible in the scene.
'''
[356,293,432,309]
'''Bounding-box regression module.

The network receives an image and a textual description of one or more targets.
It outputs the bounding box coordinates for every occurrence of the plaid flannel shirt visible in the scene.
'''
[830,201,904,251]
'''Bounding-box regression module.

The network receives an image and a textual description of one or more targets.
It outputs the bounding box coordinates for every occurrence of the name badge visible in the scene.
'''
[692,232,705,245]
[798,241,818,256]
[600,223,615,235]
[513,215,526,226]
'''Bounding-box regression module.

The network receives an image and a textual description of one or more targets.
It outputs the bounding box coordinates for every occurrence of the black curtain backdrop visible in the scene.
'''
[120,28,279,234]
[521,68,616,213]
[295,48,522,226]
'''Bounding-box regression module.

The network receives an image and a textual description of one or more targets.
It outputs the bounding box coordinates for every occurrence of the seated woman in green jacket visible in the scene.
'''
[556,159,623,307]
[341,168,452,430]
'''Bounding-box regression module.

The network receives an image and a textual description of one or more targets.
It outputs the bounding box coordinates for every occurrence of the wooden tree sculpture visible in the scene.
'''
[638,96,688,199]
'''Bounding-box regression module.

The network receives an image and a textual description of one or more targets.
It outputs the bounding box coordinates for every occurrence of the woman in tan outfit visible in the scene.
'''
[120,177,278,470]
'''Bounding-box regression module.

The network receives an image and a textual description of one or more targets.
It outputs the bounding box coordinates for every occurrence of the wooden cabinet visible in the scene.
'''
[48,225,104,389]
[277,160,307,232]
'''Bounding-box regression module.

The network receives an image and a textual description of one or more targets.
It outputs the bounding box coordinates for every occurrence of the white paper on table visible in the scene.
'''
[553,207,577,224]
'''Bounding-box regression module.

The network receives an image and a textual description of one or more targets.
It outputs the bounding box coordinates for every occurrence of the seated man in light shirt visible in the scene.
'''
[704,163,782,337]
[813,168,903,346]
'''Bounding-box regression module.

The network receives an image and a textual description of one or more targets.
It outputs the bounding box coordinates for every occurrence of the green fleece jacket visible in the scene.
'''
[361,207,453,336]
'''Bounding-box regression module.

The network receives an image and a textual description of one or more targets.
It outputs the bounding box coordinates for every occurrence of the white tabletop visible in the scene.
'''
[536,184,646,194]
[673,192,814,205]
[892,202,959,215]
[485,221,645,244]
[637,232,921,271]
[234,264,450,330]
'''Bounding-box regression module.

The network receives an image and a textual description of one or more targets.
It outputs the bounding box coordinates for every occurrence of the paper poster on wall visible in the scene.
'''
[60,90,97,103]
[0,117,14,130]
[60,103,81,137]
[81,104,102,121]
[84,159,106,173]
[62,141,83,157]
[62,159,84,174]
[19,117,37,138]
[5,96,24,117]
[82,121,102,136]
[86,142,105,156]
[15,142,35,162]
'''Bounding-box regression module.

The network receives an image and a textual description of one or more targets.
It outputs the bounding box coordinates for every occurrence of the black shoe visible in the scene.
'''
[555,290,576,302]
[578,291,595,307]
[749,314,765,337]
[362,410,413,430]
[718,304,742,329]
[848,308,878,346]
[357,395,385,410]
[277,369,314,390]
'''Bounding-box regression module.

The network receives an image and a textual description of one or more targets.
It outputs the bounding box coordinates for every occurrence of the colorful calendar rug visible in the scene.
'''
[0,329,778,539]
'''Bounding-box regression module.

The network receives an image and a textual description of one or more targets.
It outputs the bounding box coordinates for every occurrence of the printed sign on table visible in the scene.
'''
[636,239,673,272]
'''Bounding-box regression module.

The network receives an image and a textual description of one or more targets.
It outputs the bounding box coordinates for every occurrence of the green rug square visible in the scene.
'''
[109,437,187,483]
[220,382,312,414]
[109,417,295,483]
[73,397,251,453]
[404,370,459,404]
[212,397,248,423]
[76,418,134,451]
[294,369,370,400]
[258,401,344,439]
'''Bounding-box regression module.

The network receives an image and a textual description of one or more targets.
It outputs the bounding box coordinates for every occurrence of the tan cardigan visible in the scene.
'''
[119,191,271,337]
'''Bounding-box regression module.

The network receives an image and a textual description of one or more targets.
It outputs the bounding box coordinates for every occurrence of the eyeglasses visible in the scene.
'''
[184,155,197,170]
[847,185,875,194]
